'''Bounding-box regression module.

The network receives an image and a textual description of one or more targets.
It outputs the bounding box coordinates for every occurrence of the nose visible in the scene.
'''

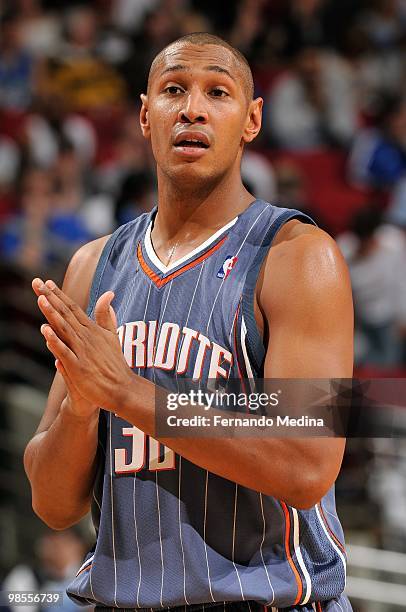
[178,87,208,124]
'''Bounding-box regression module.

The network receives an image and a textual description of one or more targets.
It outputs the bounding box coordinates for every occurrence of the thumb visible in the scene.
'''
[94,291,116,332]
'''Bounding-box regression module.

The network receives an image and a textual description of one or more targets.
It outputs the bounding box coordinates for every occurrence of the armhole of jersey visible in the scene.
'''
[86,224,126,317]
[241,210,317,375]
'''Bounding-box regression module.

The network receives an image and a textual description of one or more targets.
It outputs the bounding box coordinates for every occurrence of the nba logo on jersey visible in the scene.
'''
[217,255,238,279]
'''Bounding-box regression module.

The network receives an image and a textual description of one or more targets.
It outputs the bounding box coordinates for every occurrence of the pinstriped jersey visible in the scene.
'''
[67,199,347,610]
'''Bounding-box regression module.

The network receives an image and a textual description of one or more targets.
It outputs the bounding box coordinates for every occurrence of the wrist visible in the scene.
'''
[61,396,100,424]
[110,368,138,414]
[114,374,156,428]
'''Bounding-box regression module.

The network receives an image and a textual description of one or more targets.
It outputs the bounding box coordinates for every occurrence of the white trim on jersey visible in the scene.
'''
[134,476,142,608]
[109,412,118,607]
[203,471,216,602]
[156,470,165,607]
[152,281,174,608]
[138,281,152,375]
[89,563,96,602]
[231,483,245,601]
[240,316,254,379]
[144,216,239,274]
[315,504,347,588]
[76,554,94,575]
[178,456,190,605]
[92,490,101,513]
[291,508,312,605]
[259,493,276,606]
[240,315,258,392]
[174,262,204,607]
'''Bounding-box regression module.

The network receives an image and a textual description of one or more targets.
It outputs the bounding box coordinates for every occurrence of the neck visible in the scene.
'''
[154,165,255,243]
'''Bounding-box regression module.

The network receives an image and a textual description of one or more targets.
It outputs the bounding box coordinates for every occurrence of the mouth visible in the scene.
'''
[174,139,209,149]
[172,131,211,158]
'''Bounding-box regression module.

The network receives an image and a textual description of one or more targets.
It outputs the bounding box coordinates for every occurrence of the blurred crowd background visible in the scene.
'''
[1,0,406,610]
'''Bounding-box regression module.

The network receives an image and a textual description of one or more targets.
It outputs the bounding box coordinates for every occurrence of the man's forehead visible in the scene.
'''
[153,43,240,79]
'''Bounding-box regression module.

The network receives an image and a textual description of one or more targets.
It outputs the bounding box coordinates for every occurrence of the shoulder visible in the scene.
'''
[69,234,111,268]
[62,235,111,310]
[258,219,352,318]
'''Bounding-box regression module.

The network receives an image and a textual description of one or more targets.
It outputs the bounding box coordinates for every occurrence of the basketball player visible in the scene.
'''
[24,34,353,611]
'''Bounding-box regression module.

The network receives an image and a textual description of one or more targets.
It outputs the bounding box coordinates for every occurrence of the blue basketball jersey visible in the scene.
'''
[67,199,348,610]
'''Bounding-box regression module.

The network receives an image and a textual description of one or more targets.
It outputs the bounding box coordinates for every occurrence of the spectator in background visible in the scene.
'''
[114,170,155,226]
[81,107,155,235]
[352,0,406,109]
[0,166,93,271]
[17,0,61,58]
[1,168,54,270]
[0,9,36,111]
[272,158,324,225]
[3,529,92,612]
[22,93,96,170]
[41,5,126,111]
[0,136,20,220]
[229,0,268,61]
[240,149,276,202]
[268,44,358,150]
[96,108,152,196]
[118,3,183,103]
[337,204,406,367]
[349,95,406,189]
[36,530,92,612]
[359,0,406,52]
[280,0,329,55]
[112,0,160,35]
[385,183,406,362]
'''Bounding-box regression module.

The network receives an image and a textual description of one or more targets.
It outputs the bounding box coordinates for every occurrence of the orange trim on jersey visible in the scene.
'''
[137,236,227,288]
[280,501,303,606]
[319,502,346,554]
[76,563,92,577]
[316,602,323,612]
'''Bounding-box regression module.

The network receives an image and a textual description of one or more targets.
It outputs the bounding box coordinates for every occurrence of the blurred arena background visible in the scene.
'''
[0,0,406,610]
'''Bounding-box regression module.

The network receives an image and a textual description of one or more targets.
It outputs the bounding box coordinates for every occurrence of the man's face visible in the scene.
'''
[140,43,261,187]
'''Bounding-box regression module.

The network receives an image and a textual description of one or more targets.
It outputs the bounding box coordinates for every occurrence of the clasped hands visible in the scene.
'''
[32,278,134,416]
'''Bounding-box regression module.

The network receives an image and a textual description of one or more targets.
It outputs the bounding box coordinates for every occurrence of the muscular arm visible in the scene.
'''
[23,235,109,529]
[118,223,353,508]
[34,222,354,509]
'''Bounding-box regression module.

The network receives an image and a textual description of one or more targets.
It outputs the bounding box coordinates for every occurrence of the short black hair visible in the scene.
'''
[147,32,254,102]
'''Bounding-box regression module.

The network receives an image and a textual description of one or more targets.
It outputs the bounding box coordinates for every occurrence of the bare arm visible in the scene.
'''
[34,221,353,509]
[117,223,353,508]
[23,235,110,529]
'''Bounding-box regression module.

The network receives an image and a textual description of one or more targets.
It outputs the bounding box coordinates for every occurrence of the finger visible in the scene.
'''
[42,325,78,368]
[94,291,116,333]
[38,297,77,347]
[55,358,81,398]
[37,279,91,331]
[32,277,46,297]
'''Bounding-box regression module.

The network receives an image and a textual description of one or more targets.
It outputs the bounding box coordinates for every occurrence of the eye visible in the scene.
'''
[210,88,229,97]
[164,85,184,95]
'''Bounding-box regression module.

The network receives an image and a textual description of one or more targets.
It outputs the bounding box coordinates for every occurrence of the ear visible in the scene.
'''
[140,93,150,139]
[242,97,263,144]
